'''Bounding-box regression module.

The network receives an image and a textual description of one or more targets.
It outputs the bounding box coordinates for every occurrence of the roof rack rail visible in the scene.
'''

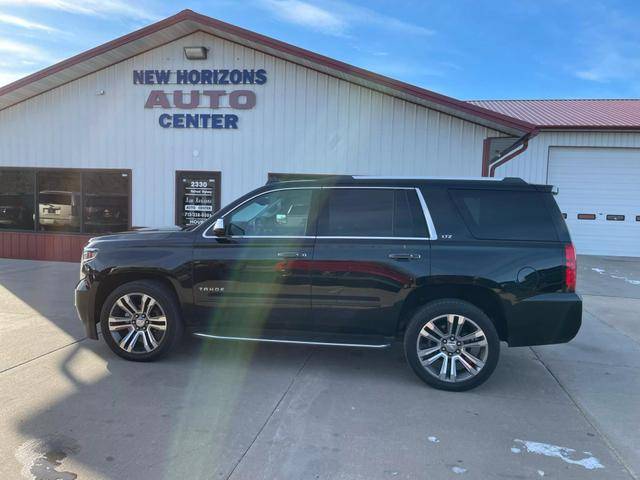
[265,174,352,184]
[501,177,528,184]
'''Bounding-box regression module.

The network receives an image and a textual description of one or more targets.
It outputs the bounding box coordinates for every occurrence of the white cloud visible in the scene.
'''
[574,44,640,83]
[572,6,640,84]
[0,0,159,21]
[0,39,52,59]
[0,70,29,87]
[260,0,348,36]
[258,0,433,37]
[0,12,59,32]
[0,39,59,87]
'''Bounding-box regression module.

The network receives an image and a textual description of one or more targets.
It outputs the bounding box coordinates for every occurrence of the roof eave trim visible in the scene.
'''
[538,125,640,131]
[0,9,535,134]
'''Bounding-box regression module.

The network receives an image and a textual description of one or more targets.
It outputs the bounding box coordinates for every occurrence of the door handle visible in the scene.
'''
[277,252,308,258]
[388,253,421,260]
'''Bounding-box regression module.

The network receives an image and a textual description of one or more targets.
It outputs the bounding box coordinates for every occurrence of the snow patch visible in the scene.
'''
[513,439,604,470]
[590,267,640,286]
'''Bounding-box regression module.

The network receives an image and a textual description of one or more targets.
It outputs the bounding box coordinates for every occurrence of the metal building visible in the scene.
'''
[471,100,640,257]
[0,10,637,261]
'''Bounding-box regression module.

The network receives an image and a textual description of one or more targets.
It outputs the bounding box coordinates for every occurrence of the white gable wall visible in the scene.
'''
[0,31,504,228]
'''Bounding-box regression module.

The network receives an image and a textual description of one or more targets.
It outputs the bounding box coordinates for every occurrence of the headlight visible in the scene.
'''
[81,247,98,263]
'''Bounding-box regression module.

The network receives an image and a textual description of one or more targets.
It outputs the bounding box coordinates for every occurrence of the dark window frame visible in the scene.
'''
[175,170,222,227]
[0,166,132,235]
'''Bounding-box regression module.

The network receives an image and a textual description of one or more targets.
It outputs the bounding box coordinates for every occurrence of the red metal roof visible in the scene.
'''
[468,99,640,130]
[0,9,535,135]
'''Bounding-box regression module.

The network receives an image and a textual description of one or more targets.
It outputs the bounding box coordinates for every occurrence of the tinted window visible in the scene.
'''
[226,189,312,236]
[450,189,558,241]
[394,190,428,237]
[317,189,428,238]
[83,172,130,234]
[0,169,35,231]
[38,171,81,232]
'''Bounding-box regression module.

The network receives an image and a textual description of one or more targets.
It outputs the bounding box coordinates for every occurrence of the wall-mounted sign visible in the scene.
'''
[134,69,267,129]
[175,171,221,227]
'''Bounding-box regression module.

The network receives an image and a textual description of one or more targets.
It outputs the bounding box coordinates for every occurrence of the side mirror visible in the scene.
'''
[212,218,226,237]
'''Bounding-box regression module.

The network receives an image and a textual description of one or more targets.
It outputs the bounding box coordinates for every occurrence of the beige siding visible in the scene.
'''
[0,31,500,228]
[495,131,640,183]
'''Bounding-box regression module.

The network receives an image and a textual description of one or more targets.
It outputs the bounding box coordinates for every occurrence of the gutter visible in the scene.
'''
[482,130,538,177]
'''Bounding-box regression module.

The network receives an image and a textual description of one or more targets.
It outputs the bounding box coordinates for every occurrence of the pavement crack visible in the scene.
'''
[225,348,313,480]
[0,337,87,374]
[583,306,640,347]
[531,347,638,480]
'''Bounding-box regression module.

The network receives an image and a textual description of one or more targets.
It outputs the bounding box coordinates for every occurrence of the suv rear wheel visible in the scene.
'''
[404,299,500,391]
[100,280,182,361]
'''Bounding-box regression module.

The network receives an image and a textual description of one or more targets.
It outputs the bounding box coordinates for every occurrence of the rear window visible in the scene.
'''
[450,189,558,241]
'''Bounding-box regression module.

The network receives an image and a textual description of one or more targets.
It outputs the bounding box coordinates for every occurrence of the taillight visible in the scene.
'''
[564,243,576,292]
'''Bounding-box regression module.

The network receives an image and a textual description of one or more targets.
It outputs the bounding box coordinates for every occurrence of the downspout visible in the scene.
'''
[489,140,528,177]
[482,130,538,177]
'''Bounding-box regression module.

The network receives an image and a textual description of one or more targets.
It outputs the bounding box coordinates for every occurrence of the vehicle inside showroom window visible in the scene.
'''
[0,168,130,235]
[38,170,82,232]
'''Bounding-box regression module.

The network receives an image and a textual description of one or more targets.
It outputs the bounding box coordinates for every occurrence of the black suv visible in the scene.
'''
[75,176,581,391]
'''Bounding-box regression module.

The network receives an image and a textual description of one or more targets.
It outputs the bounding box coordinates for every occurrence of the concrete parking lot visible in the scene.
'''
[1,256,638,480]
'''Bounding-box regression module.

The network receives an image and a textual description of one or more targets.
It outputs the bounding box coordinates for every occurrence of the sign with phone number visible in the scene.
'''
[178,174,217,226]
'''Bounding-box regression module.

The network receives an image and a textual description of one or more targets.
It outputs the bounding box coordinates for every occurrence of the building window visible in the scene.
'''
[38,170,82,232]
[0,168,130,235]
[83,171,130,233]
[175,171,221,227]
[0,169,35,231]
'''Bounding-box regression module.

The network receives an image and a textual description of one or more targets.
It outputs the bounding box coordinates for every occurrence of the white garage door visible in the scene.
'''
[548,147,640,257]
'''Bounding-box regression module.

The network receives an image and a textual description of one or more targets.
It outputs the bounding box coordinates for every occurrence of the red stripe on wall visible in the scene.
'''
[0,232,91,263]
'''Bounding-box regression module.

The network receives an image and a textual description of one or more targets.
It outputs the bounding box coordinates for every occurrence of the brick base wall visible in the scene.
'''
[0,232,91,262]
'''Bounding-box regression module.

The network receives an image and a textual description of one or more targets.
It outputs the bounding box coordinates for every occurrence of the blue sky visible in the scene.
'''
[0,0,638,99]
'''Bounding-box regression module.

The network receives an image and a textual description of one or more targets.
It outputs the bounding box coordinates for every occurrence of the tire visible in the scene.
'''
[403,299,500,391]
[100,280,183,361]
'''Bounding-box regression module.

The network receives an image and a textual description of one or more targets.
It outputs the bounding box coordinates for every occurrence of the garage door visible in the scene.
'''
[548,147,640,256]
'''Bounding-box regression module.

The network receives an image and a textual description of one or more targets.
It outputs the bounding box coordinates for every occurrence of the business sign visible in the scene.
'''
[176,171,220,227]
[134,69,267,129]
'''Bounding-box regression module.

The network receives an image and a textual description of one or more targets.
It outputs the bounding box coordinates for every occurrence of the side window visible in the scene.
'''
[394,190,428,237]
[226,189,312,236]
[450,189,558,241]
[317,188,428,238]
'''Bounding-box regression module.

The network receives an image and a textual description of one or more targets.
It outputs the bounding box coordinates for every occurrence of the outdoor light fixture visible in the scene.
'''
[184,46,208,60]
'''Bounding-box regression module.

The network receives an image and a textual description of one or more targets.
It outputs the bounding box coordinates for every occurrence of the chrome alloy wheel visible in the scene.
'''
[108,293,167,353]
[416,314,489,383]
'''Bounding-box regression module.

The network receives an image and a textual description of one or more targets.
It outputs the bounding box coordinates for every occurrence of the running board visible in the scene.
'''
[192,332,391,349]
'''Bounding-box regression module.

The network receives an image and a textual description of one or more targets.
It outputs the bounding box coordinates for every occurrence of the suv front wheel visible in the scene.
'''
[100,280,183,361]
[404,299,500,391]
